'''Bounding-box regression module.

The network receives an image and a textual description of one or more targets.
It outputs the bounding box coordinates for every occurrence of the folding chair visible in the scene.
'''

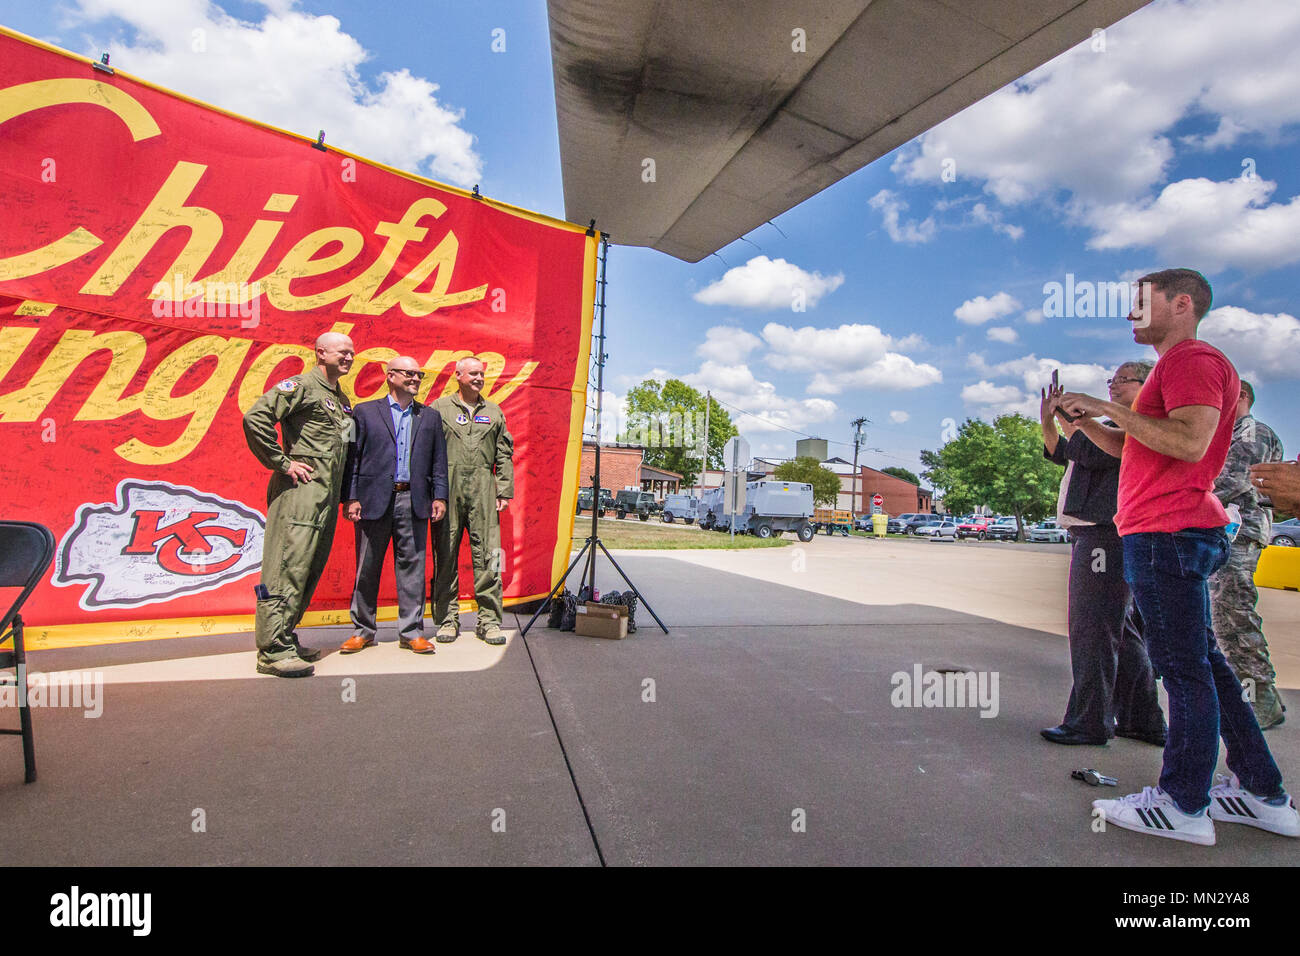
[0,521,55,783]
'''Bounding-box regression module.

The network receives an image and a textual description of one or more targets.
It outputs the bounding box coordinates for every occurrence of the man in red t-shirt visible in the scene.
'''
[1058,268,1296,846]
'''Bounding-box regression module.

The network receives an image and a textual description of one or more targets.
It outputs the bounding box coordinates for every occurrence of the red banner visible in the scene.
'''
[0,28,596,646]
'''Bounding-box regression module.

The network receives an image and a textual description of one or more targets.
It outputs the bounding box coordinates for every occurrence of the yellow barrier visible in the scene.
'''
[1256,546,1300,592]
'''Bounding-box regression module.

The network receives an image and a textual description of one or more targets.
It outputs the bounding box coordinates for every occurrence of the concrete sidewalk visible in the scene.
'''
[1,549,1296,865]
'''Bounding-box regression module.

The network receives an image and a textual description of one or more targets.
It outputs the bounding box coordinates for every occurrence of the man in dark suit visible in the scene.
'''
[339,356,448,654]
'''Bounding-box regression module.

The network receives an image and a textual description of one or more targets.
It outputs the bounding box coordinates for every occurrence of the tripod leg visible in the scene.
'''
[520,538,592,636]
[595,539,669,634]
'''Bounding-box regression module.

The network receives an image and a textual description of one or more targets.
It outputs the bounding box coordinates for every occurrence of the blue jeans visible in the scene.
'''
[1123,528,1284,813]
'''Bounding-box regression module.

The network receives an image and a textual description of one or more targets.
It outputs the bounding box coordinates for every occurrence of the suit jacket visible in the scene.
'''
[343,396,449,521]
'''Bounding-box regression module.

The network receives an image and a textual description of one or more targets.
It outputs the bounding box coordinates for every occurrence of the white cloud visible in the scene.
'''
[892,0,1300,207]
[761,322,922,371]
[758,322,940,394]
[1085,175,1300,272]
[68,0,482,186]
[682,361,838,434]
[887,0,1300,276]
[693,256,844,310]
[807,354,943,395]
[968,352,1115,400]
[970,203,1024,241]
[889,410,911,424]
[960,381,1035,417]
[1200,305,1300,381]
[954,292,1021,325]
[868,189,937,244]
[1023,309,1045,325]
[697,326,763,362]
[986,326,1019,343]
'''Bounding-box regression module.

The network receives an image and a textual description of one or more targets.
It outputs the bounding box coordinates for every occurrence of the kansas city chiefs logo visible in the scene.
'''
[54,480,265,610]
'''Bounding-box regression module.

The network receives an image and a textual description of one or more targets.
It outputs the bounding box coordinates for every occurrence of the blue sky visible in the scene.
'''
[5,0,1299,477]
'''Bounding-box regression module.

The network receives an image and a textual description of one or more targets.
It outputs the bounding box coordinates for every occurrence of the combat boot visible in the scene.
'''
[477,624,507,646]
[256,656,315,678]
[1253,683,1286,730]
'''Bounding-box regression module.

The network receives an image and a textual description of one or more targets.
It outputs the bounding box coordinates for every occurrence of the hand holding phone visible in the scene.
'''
[1051,370,1078,422]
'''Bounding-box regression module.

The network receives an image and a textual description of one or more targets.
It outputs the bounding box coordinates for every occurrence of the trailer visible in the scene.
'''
[811,508,854,536]
[708,480,815,540]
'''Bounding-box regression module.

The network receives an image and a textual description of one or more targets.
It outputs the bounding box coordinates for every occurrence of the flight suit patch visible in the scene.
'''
[276,379,299,392]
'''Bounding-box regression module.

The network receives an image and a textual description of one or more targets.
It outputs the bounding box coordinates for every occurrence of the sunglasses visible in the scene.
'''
[1107,376,1143,387]
[389,369,425,380]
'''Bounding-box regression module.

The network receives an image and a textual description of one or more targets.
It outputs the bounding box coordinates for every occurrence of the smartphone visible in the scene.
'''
[1052,370,1079,422]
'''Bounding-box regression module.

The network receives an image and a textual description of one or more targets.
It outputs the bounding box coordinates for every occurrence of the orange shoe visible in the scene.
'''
[339,634,376,653]
[399,636,435,654]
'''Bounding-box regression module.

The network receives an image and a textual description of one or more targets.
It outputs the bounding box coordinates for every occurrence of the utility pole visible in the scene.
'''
[701,390,711,493]
[850,416,868,515]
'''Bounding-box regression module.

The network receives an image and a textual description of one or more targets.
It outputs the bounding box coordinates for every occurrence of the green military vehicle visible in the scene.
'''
[614,489,659,521]
[576,487,613,515]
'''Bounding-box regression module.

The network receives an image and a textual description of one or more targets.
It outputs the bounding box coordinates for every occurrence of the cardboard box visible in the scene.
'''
[574,601,629,639]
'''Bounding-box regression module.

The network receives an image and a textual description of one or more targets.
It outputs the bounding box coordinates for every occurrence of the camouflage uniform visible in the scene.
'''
[243,367,353,666]
[431,392,514,633]
[1210,414,1284,697]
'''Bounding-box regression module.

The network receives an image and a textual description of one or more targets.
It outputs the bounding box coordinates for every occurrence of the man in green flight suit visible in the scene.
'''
[243,331,355,677]
[432,356,514,645]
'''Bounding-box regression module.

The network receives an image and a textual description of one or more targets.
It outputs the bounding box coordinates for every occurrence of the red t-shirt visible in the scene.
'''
[1115,339,1238,535]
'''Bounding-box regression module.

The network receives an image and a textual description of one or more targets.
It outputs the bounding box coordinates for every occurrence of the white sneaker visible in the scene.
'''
[1092,786,1216,846]
[1207,774,1300,837]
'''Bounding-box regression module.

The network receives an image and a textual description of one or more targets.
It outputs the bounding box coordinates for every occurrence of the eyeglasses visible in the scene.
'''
[1107,376,1143,387]
[389,369,425,380]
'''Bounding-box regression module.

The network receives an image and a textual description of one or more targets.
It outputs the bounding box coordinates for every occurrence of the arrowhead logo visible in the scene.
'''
[54,480,266,610]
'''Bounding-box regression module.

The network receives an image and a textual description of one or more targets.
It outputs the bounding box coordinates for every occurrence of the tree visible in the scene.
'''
[880,466,920,485]
[920,414,1061,539]
[620,378,737,488]
[773,456,842,506]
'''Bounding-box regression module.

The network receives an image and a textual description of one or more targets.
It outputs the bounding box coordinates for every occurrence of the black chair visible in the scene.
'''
[0,521,55,783]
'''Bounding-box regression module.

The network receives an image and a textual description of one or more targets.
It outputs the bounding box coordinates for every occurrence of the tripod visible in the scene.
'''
[520,233,668,636]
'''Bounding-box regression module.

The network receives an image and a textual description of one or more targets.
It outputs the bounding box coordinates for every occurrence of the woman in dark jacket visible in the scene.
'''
[1039,361,1166,746]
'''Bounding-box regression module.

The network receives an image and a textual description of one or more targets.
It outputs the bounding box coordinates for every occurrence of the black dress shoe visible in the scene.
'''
[1115,727,1167,746]
[1040,725,1108,745]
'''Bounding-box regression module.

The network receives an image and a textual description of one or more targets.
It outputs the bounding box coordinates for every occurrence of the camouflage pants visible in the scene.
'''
[1209,540,1275,687]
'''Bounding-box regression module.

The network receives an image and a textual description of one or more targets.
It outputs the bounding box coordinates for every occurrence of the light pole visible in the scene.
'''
[850,416,868,514]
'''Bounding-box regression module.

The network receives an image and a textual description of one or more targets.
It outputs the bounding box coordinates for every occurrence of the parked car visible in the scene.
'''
[904,515,942,535]
[1272,518,1299,547]
[887,513,922,534]
[956,517,992,540]
[660,493,698,524]
[1029,519,1071,544]
[918,517,960,540]
[613,490,659,521]
[983,519,1020,541]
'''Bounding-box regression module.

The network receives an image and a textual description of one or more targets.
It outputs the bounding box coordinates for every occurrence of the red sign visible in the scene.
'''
[0,28,596,645]
[872,494,884,507]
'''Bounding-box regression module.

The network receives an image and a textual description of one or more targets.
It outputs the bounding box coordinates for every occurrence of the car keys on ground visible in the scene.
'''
[1071,768,1118,786]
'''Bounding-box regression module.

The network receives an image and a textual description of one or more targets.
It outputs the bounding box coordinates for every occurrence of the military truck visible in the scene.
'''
[614,489,659,521]
[576,487,612,515]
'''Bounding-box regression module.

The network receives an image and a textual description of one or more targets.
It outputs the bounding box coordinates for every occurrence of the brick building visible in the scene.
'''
[578,443,682,498]
[579,442,642,493]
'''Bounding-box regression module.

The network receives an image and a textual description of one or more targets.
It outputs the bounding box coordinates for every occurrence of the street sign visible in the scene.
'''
[722,436,750,471]
[872,494,884,507]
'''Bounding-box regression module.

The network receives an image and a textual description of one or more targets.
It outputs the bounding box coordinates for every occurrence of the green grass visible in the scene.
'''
[572,518,791,550]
